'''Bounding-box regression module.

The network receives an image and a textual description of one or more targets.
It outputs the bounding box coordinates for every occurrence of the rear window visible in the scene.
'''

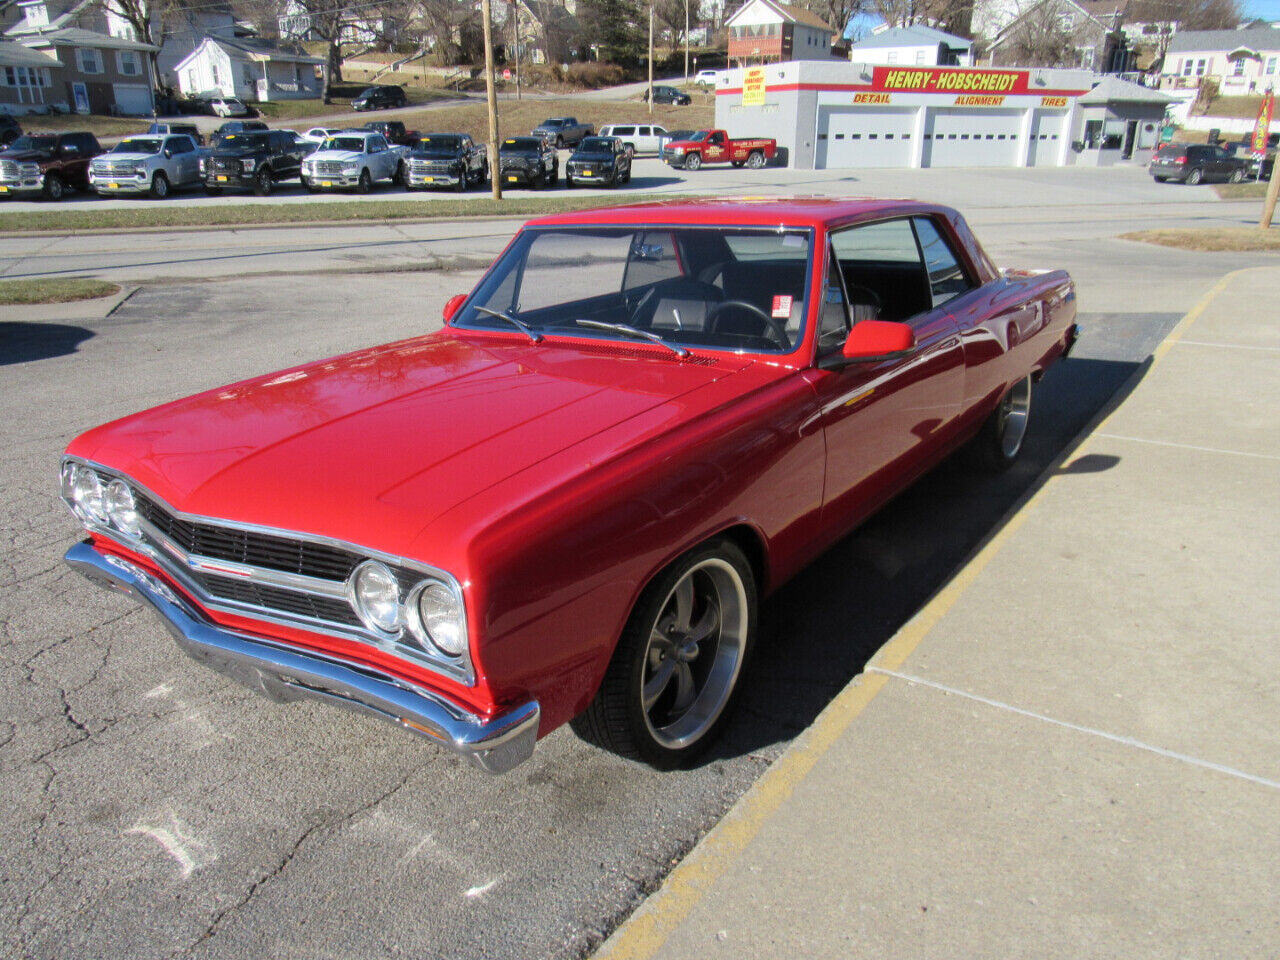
[1154,145,1185,158]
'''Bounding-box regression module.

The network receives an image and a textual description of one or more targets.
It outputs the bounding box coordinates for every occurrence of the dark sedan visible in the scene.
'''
[1149,143,1248,185]
[497,136,558,188]
[565,136,632,188]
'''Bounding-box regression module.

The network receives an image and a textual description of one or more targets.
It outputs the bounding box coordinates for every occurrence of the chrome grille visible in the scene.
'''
[313,161,346,176]
[210,158,243,174]
[0,160,20,178]
[411,159,454,175]
[92,160,137,176]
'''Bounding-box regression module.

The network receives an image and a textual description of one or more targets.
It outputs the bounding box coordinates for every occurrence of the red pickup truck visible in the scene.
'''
[661,129,777,170]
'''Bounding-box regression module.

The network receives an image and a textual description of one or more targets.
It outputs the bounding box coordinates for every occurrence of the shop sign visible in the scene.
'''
[1250,90,1274,157]
[742,67,766,106]
[853,92,890,104]
[1041,96,1068,107]
[955,95,1005,106]
[873,67,1027,95]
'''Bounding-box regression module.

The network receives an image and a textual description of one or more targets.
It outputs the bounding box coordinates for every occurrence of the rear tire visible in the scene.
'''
[1185,167,1203,185]
[571,538,756,768]
[745,150,766,169]
[966,374,1032,472]
[1229,168,1244,184]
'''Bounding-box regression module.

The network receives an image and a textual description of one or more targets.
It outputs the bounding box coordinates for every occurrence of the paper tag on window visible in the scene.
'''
[771,295,793,319]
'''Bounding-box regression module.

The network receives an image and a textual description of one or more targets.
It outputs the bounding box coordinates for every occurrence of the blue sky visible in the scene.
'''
[1243,0,1280,18]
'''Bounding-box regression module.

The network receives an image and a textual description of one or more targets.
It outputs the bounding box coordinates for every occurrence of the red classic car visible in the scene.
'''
[61,198,1078,774]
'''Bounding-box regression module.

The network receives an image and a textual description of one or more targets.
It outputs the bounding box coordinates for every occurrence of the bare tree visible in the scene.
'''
[992,0,1075,66]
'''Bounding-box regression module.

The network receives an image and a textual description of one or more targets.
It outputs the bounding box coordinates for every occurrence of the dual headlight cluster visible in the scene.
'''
[347,561,466,658]
[61,462,141,536]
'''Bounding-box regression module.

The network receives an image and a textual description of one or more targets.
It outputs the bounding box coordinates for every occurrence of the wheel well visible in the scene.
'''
[716,524,769,596]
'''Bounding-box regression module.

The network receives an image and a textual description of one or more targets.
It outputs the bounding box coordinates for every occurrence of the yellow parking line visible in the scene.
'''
[593,267,1252,960]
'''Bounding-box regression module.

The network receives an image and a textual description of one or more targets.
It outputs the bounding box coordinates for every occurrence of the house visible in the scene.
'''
[725,0,837,68]
[174,36,324,102]
[17,27,156,113]
[0,37,61,113]
[103,0,241,93]
[1163,27,1280,95]
[516,0,582,65]
[278,0,401,47]
[987,0,1128,71]
[846,25,972,67]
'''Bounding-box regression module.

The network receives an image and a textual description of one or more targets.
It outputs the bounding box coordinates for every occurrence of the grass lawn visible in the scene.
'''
[1215,182,1271,199]
[0,278,120,304]
[20,114,153,140]
[0,193,710,233]
[1120,227,1280,251]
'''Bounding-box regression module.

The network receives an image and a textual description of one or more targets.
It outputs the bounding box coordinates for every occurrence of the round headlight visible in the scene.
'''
[410,581,466,657]
[349,560,401,633]
[65,464,107,524]
[105,479,141,536]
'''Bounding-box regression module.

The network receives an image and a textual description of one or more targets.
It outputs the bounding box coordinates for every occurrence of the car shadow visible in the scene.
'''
[0,322,95,365]
[611,176,685,190]
[700,352,1149,766]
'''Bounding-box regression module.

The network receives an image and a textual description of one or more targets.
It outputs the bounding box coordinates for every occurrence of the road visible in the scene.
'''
[1,166,1274,960]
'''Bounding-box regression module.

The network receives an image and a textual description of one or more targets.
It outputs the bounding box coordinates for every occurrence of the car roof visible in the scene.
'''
[525,196,949,231]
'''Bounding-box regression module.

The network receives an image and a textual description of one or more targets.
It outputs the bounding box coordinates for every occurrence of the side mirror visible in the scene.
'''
[819,320,916,370]
[164,149,172,158]
[442,294,467,323]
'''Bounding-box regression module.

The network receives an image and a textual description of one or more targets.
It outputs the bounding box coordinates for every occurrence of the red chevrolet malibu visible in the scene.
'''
[61,198,1077,773]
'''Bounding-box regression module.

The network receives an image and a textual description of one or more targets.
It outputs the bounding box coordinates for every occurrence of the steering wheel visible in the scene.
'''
[627,285,659,326]
[705,299,791,349]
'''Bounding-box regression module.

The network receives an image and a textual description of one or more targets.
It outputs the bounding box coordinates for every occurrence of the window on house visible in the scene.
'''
[1232,58,1246,77]
[212,64,220,84]
[1266,57,1277,75]
[916,49,927,63]
[116,51,141,76]
[242,63,254,85]
[76,48,104,74]
[1195,58,1206,75]
[1181,59,1192,76]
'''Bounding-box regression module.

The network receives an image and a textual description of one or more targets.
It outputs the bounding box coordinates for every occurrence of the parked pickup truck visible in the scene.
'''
[88,133,204,198]
[661,129,777,170]
[405,132,487,191]
[531,117,594,149]
[202,129,309,196]
[0,131,101,200]
[362,120,420,147]
[300,131,408,193]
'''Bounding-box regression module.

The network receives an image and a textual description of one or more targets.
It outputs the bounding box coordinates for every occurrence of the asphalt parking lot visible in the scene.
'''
[1,165,1276,959]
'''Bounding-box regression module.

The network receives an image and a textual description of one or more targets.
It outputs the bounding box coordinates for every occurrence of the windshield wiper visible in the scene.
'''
[574,319,689,358]
[473,305,543,343]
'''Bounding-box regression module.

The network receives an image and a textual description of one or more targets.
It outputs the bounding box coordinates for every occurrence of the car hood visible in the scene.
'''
[68,332,756,562]
[664,139,704,149]
[95,152,156,163]
[411,149,463,160]
[569,151,615,161]
[500,150,541,160]
[308,150,365,162]
[1,149,53,162]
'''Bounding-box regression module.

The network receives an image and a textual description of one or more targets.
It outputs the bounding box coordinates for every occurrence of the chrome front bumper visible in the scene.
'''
[65,541,540,773]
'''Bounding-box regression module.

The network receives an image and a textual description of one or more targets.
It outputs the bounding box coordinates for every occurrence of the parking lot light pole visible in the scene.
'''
[482,0,502,199]
[648,3,654,116]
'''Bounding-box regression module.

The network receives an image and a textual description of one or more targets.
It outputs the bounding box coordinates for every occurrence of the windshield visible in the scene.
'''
[454,225,813,355]
[113,138,162,154]
[502,138,543,152]
[419,135,461,150]
[687,131,711,142]
[576,138,614,152]
[8,135,56,152]
[215,132,268,149]
[322,137,366,152]
[540,119,567,128]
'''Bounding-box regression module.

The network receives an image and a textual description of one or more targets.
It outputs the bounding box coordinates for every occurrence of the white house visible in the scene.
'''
[103,0,240,92]
[1164,27,1280,95]
[174,36,324,102]
[846,25,972,66]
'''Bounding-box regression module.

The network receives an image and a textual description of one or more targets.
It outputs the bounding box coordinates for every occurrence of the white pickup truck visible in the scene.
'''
[299,131,407,193]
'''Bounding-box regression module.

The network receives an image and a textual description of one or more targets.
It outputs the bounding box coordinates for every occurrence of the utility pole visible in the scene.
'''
[512,0,521,101]
[481,0,502,199]
[684,0,689,85]
[648,3,654,116]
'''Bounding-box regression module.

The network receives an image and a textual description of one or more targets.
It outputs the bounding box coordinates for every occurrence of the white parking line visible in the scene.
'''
[868,668,1280,791]
[1092,433,1280,461]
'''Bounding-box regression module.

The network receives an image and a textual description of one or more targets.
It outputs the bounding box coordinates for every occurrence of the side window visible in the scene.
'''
[829,219,931,323]
[912,217,973,308]
[817,244,851,354]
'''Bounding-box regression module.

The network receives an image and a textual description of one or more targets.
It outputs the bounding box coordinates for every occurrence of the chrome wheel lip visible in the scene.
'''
[997,375,1032,459]
[641,557,748,750]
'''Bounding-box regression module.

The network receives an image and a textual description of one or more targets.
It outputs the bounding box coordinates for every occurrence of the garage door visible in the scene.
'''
[1027,109,1067,166]
[922,108,1023,168]
[112,83,152,116]
[816,107,916,169]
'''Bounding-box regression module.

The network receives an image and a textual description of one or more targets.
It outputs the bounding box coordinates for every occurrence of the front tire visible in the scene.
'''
[967,374,1032,472]
[43,173,65,201]
[1229,167,1244,184]
[253,168,273,196]
[684,153,701,171]
[571,538,756,768]
[355,169,371,194]
[149,172,170,199]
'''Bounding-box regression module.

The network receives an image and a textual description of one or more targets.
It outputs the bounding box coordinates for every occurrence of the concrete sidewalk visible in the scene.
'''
[595,266,1280,960]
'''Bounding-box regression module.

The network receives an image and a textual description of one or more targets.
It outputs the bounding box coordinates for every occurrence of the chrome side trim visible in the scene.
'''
[64,542,539,774]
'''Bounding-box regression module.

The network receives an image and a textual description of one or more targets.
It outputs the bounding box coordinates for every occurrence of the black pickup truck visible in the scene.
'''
[202,129,308,196]
[404,132,487,191]
[361,120,420,147]
[530,117,594,148]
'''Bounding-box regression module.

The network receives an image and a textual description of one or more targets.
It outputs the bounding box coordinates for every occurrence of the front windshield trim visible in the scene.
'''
[114,139,162,153]
[453,223,816,358]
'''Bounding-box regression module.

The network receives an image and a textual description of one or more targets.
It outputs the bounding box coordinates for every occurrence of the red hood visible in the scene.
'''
[68,331,753,560]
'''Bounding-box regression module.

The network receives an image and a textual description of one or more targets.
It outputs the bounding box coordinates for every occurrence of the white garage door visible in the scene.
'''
[922,108,1023,168]
[1027,109,1067,166]
[112,84,152,116]
[816,107,916,169]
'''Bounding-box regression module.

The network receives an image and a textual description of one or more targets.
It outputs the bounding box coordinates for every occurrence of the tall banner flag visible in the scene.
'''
[1250,89,1274,157]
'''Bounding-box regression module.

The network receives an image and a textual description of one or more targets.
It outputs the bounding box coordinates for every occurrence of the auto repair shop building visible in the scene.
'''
[715,61,1096,170]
